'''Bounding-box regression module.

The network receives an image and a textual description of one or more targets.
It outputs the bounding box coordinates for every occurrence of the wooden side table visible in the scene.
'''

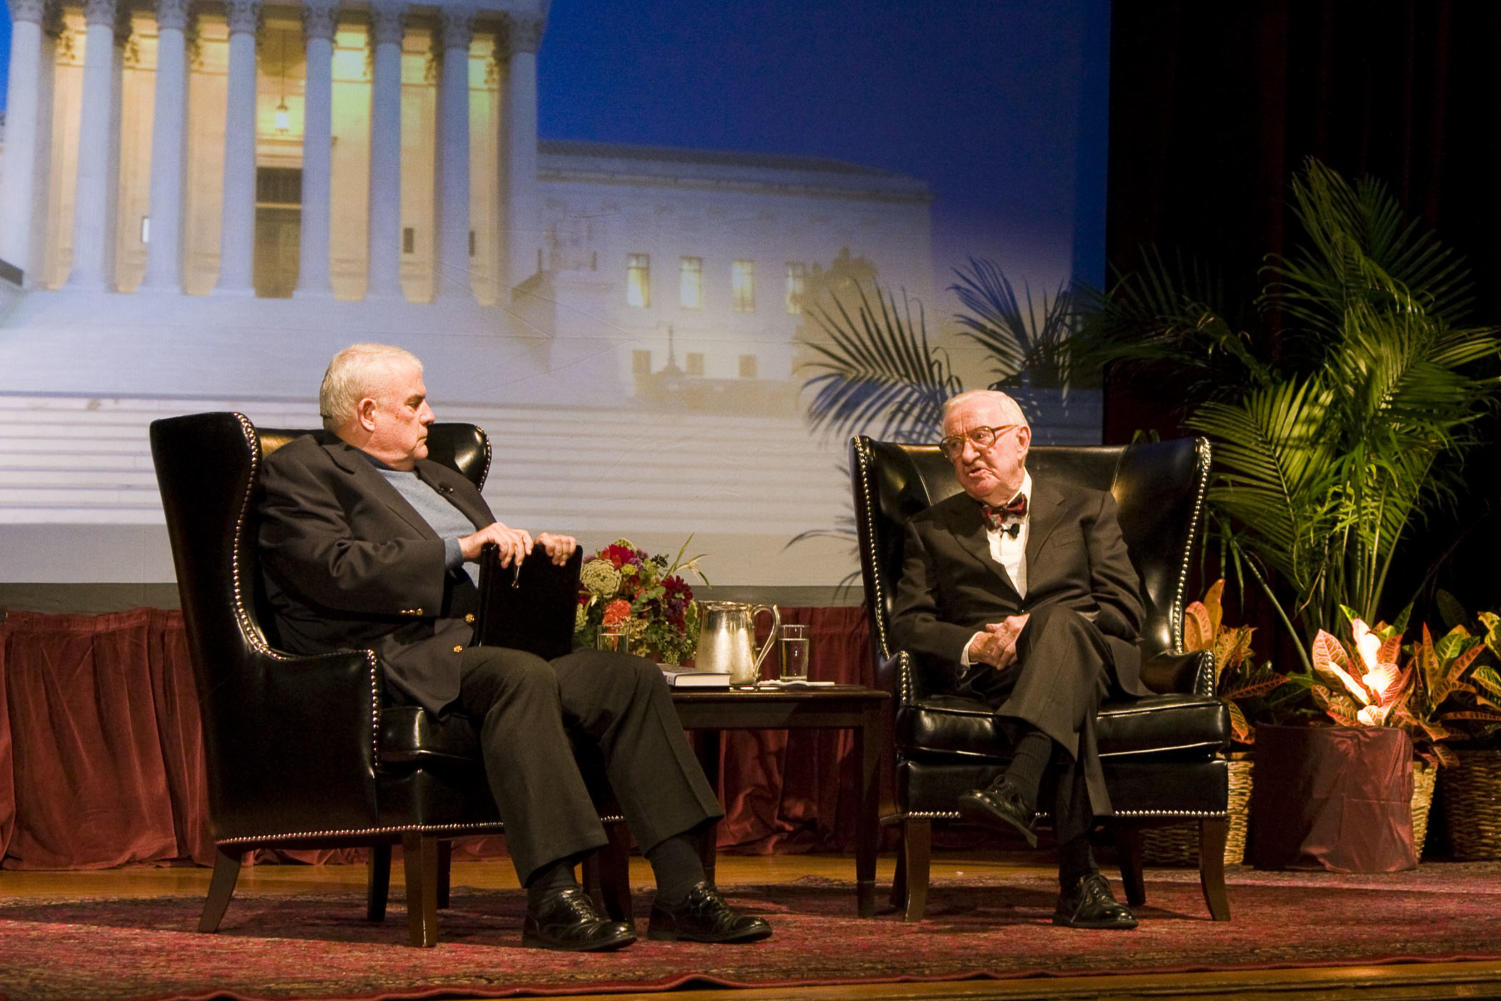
[670,684,888,917]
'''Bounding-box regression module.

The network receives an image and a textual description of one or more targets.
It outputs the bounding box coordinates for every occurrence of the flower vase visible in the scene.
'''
[1249,724,1417,872]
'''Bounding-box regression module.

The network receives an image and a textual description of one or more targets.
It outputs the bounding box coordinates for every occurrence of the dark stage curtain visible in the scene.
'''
[1105,0,1501,442]
[0,606,874,870]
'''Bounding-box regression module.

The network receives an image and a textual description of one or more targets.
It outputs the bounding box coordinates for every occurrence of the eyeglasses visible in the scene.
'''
[938,424,1018,461]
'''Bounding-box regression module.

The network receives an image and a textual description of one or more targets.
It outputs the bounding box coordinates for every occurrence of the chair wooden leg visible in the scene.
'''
[437,839,452,910]
[1198,816,1231,921]
[1114,822,1146,908]
[367,843,392,922]
[198,846,243,933]
[902,819,931,922]
[582,821,633,922]
[889,836,908,912]
[401,831,441,947]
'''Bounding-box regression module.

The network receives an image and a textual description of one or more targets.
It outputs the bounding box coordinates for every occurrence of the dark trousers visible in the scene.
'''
[965,604,1115,842]
[455,646,722,885]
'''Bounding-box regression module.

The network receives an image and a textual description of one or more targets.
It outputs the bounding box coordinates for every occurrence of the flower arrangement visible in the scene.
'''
[574,537,707,665]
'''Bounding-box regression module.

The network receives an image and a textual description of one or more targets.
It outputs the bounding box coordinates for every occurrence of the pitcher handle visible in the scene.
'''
[750,604,781,674]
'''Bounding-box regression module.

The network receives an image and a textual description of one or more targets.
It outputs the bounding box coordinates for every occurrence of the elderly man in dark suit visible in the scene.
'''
[257,343,770,951]
[889,389,1147,929]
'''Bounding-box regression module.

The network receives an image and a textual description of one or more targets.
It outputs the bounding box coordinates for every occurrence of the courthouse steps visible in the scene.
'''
[0,393,851,540]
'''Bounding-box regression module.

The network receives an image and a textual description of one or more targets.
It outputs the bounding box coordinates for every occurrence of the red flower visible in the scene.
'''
[602,543,641,569]
[601,599,632,627]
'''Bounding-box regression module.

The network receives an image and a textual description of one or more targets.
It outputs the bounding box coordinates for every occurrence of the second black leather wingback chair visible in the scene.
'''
[850,434,1231,921]
[149,411,628,946]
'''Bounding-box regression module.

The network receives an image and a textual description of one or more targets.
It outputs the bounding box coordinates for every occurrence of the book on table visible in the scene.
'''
[661,669,731,689]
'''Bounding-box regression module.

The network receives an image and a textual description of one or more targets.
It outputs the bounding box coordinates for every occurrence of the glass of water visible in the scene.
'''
[779,623,810,681]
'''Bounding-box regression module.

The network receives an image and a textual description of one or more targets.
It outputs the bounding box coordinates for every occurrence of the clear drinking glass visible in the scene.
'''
[596,628,627,654]
[779,623,810,681]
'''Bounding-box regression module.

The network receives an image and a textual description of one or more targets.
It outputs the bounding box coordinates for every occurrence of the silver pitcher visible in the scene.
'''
[694,601,781,687]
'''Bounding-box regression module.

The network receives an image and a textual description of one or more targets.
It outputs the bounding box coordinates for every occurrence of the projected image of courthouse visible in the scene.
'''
[0,0,935,587]
[0,0,932,389]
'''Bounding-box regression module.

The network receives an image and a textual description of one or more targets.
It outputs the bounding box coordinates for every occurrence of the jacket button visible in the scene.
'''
[464,613,475,624]
[453,644,464,653]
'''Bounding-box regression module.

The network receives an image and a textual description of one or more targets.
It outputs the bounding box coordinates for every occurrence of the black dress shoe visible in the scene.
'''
[956,777,1038,847]
[522,887,637,951]
[1053,872,1138,929]
[647,881,772,943]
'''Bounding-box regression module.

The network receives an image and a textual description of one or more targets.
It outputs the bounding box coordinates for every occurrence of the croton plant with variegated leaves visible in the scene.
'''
[1310,608,1501,767]
[1183,579,1290,746]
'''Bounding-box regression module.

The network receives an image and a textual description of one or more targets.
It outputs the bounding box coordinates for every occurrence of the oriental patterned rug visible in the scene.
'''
[2,863,1500,1001]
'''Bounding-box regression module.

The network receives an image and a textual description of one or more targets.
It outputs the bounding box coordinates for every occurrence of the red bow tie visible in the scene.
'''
[981,494,1027,530]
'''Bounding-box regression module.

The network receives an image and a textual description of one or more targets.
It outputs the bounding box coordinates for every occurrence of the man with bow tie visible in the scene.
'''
[889,389,1149,929]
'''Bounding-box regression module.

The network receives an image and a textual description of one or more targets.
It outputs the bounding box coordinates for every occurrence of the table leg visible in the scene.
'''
[855,706,881,917]
[694,728,722,885]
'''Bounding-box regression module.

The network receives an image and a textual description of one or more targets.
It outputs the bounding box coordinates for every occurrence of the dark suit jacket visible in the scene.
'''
[258,432,488,713]
[889,477,1150,698]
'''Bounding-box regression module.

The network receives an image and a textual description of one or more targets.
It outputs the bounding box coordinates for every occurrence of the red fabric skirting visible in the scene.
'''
[0,606,872,870]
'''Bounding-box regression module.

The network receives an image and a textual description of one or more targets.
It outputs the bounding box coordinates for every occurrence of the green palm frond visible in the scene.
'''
[798,281,962,442]
[1069,246,1272,398]
[1268,158,1475,339]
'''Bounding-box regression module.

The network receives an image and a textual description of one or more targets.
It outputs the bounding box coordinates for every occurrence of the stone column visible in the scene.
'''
[497,12,543,299]
[433,6,473,303]
[139,0,192,292]
[216,0,261,295]
[294,0,339,298]
[65,0,127,290]
[0,0,58,285]
[365,0,406,299]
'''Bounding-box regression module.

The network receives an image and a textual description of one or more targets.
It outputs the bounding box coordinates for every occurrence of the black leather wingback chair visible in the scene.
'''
[149,412,628,946]
[850,434,1231,921]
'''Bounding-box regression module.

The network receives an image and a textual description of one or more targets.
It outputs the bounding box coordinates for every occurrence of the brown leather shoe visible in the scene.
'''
[522,887,637,951]
[956,777,1038,847]
[647,881,772,943]
[1053,872,1138,929]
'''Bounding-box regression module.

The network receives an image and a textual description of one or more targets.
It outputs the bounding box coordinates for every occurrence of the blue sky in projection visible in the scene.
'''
[0,0,1108,288]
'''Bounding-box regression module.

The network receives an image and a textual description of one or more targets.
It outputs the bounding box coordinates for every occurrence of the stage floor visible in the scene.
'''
[3,852,1499,1001]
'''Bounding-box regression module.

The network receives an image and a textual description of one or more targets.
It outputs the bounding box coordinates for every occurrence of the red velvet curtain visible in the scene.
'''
[0,609,213,868]
[0,606,874,870]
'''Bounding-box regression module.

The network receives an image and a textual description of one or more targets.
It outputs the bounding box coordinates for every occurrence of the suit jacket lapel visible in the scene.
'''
[416,461,493,529]
[323,441,444,538]
[1025,479,1066,569]
[942,495,1021,598]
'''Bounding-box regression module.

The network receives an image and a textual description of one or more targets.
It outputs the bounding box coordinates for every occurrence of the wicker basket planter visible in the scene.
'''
[1139,756,1252,866]
[1438,749,1501,860]
[1412,759,1436,857]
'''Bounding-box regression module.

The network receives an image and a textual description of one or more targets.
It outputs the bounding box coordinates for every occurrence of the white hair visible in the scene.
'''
[941,389,1030,428]
[319,343,422,432]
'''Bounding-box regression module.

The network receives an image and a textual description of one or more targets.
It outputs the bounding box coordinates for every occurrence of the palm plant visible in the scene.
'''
[1085,158,1501,669]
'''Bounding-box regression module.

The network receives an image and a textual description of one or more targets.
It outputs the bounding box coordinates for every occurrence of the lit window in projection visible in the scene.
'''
[732,260,756,312]
[785,261,806,314]
[679,256,703,309]
[627,254,651,307]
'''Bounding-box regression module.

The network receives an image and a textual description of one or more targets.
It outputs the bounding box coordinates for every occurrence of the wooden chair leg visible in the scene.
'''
[1114,822,1147,908]
[198,846,243,933]
[1198,816,1231,921]
[583,821,633,922]
[902,819,931,922]
[437,839,452,910]
[889,835,908,911]
[402,831,441,947]
[367,843,392,922]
